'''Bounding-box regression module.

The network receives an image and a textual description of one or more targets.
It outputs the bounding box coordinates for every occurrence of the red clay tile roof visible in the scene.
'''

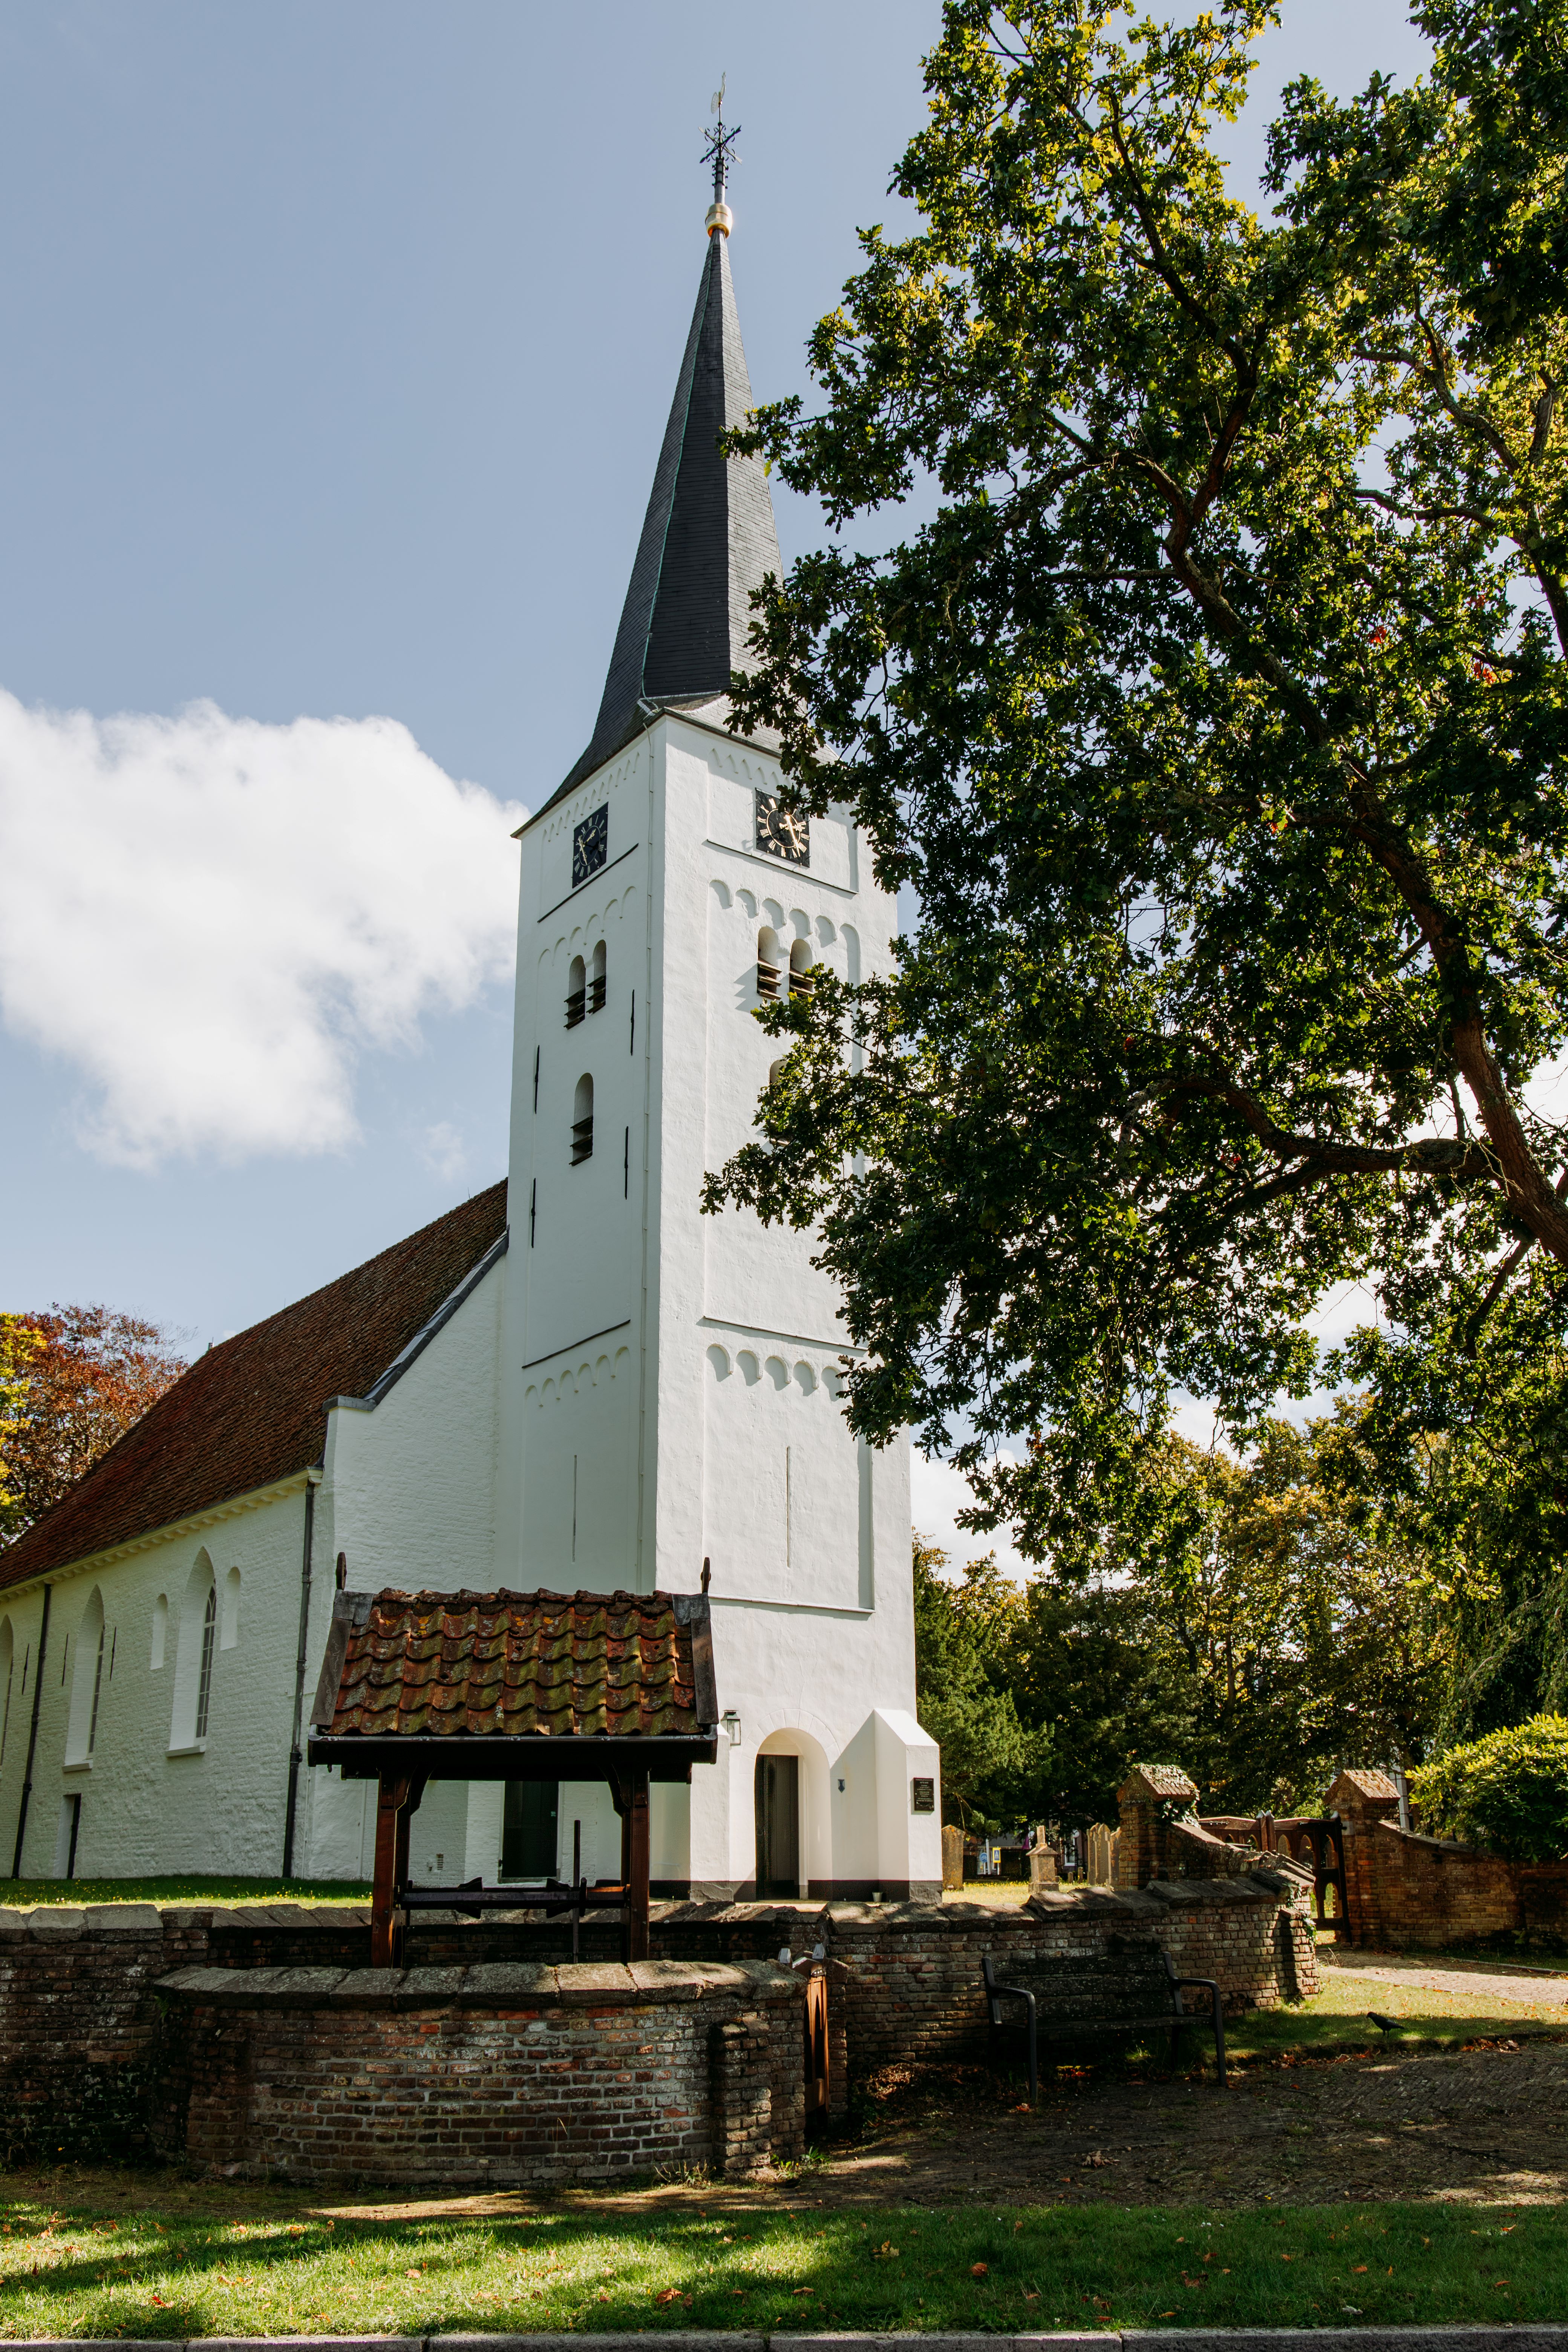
[314,1587,715,1742]
[0,1182,508,1588]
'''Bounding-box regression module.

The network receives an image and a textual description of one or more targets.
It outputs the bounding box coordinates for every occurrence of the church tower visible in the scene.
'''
[498,136,940,1900]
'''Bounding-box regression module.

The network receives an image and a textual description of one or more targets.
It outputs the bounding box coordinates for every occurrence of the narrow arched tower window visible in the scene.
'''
[195,1584,217,1740]
[571,1073,594,1164]
[757,926,782,1000]
[565,954,586,1028]
[589,938,607,1014]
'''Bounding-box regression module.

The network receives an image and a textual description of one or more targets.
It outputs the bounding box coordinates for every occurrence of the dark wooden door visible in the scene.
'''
[502,1779,559,1879]
[755,1753,800,1896]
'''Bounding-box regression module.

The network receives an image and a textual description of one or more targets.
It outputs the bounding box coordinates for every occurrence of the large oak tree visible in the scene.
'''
[707,0,1568,1563]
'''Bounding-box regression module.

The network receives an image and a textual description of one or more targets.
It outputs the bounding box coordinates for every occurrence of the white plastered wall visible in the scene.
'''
[297,1257,508,1881]
[0,1483,309,1881]
[496,718,909,1893]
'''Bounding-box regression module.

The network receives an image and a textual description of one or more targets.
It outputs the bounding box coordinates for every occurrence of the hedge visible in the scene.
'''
[1407,1713,1568,1862]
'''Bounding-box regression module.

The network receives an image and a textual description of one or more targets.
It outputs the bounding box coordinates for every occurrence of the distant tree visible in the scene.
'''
[912,1536,1032,1825]
[0,1316,42,1544]
[0,1305,186,1544]
[1334,1266,1568,1738]
[919,1415,1446,1828]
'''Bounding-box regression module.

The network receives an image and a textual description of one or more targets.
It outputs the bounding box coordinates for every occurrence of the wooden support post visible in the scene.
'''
[370,1773,424,1969]
[611,1768,651,1963]
[628,1771,650,1962]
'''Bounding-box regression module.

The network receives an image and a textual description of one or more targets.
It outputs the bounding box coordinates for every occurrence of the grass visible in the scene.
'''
[0,1878,369,1909]
[0,2181,1560,2336]
[1217,1962,1568,2061]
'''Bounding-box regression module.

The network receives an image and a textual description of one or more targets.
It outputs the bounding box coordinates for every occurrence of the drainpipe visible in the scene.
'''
[282,1470,321,1879]
[11,1583,51,1878]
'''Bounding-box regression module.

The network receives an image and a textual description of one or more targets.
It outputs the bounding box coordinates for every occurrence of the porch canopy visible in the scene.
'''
[308,1584,719,1965]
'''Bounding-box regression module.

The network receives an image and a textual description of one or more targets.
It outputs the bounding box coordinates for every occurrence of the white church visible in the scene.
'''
[0,170,942,1905]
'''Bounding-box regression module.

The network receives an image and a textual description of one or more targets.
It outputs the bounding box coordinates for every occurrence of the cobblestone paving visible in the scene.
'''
[813,2035,1568,2210]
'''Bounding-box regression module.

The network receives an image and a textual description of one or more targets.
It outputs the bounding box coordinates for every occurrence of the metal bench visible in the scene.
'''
[982,1944,1227,2103]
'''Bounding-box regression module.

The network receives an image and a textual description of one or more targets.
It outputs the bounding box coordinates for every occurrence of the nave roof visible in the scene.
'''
[0,1179,508,1588]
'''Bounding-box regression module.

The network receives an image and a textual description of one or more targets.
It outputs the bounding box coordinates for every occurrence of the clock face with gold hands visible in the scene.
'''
[754,791,809,865]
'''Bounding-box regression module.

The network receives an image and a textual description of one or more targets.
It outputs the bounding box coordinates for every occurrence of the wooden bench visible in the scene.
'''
[982,1945,1227,2102]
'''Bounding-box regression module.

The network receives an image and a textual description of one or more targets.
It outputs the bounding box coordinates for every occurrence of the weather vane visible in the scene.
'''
[703,74,740,217]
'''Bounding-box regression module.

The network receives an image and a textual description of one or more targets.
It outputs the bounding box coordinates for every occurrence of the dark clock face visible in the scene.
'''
[754,791,809,865]
[572,805,608,887]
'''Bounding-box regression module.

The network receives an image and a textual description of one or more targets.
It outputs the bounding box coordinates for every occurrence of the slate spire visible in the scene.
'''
[556,198,783,800]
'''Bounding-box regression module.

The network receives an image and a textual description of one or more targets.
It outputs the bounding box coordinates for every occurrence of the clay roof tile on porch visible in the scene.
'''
[312,1585,719,1752]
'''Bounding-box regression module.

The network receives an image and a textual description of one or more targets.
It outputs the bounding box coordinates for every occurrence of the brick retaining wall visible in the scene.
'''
[154,1959,804,2187]
[0,1870,1312,2174]
[821,1873,1317,2079]
[1328,1771,1568,1951]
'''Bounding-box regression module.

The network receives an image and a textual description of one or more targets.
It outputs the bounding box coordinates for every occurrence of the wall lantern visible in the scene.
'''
[721,1710,742,1747]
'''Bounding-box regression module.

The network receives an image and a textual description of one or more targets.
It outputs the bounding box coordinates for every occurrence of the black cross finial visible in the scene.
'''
[703,74,740,207]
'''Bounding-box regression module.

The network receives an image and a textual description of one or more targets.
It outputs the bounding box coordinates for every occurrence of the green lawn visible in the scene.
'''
[1219,1962,1568,2060]
[0,2189,1557,2336]
[0,1877,369,1909]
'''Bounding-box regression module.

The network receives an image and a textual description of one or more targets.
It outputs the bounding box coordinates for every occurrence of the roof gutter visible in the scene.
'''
[281,1469,322,1879]
[11,1583,51,1878]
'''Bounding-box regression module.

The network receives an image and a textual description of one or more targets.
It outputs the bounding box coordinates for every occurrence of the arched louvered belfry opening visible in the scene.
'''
[571,1072,594,1164]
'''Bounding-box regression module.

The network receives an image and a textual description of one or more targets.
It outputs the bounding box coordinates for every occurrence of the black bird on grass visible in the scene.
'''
[1367,2011,1401,2035]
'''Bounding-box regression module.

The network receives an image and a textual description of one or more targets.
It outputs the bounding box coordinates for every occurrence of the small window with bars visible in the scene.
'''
[571,1072,594,1164]
[757,925,783,1000]
[589,939,606,1014]
[565,953,586,1028]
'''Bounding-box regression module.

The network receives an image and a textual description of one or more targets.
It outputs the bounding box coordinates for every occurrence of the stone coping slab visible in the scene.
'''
[0,1871,1309,1942]
[153,1960,798,2012]
[17,2332,1568,2352]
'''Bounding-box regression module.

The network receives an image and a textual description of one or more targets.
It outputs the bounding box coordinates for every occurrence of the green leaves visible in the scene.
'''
[709,0,1568,1557]
[1408,1711,1568,1858]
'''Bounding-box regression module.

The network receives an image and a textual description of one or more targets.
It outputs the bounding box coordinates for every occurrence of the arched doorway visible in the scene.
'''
[754,1753,799,1897]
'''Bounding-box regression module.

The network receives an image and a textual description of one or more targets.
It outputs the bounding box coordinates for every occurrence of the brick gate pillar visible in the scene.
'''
[1116,1764,1199,1888]
[1325,1768,1401,1947]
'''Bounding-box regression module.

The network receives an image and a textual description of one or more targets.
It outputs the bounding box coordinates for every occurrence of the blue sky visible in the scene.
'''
[0,0,1431,1549]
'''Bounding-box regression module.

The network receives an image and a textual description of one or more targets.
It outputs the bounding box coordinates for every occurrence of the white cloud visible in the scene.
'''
[911,1448,1030,1584]
[420,1121,469,1184]
[0,689,525,1167]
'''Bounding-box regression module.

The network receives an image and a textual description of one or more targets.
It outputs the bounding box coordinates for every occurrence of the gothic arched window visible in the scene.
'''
[565,955,586,1028]
[195,1585,217,1741]
[170,1551,216,1749]
[756,927,783,1001]
[65,1588,105,1766]
[571,1073,594,1164]
[589,938,607,1014]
